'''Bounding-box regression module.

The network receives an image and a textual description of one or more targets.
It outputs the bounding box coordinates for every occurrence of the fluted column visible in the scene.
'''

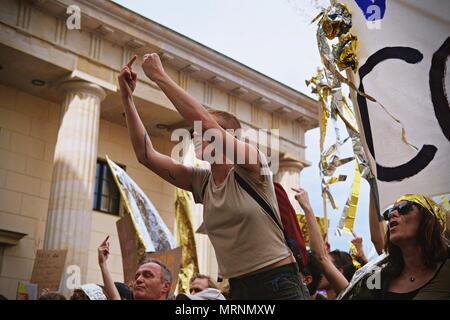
[44,81,105,294]
[274,155,306,213]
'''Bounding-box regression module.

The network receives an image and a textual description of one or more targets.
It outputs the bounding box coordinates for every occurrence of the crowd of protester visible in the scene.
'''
[2,53,448,301]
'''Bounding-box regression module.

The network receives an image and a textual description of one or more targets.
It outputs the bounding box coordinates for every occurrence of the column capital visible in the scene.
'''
[58,80,106,101]
[278,154,308,172]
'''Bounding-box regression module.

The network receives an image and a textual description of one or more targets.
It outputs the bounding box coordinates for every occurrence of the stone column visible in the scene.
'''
[274,155,306,213]
[44,81,105,295]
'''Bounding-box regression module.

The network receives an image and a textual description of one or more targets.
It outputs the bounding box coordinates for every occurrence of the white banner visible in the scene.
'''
[342,0,450,210]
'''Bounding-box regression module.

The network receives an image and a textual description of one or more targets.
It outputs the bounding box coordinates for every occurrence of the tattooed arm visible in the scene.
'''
[118,56,193,191]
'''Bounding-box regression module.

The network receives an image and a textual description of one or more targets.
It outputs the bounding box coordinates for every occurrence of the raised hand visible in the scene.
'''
[291,187,313,212]
[351,230,364,256]
[118,55,137,97]
[142,53,166,82]
[98,235,110,266]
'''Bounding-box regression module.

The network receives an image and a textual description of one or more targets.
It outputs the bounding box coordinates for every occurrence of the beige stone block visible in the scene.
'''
[122,150,141,170]
[86,269,102,287]
[159,210,175,233]
[97,142,107,160]
[77,57,114,83]
[126,167,163,194]
[15,91,49,120]
[1,256,33,280]
[21,194,49,220]
[4,237,36,260]
[108,123,129,147]
[44,142,55,162]
[187,78,204,102]
[48,102,61,125]
[90,211,120,234]
[34,218,47,250]
[0,188,22,214]
[271,114,280,129]
[0,169,6,188]
[110,271,124,284]
[89,231,121,256]
[0,150,26,173]
[0,127,11,150]
[0,211,37,238]
[107,253,124,275]
[39,180,51,198]
[98,120,110,142]
[87,250,99,272]
[150,192,175,214]
[0,84,17,110]
[212,88,228,111]
[30,118,58,143]
[6,171,41,196]
[10,132,45,160]
[259,109,272,129]
[29,9,58,45]
[162,182,175,197]
[26,158,53,180]
[87,249,123,277]
[0,277,20,300]
[236,99,252,123]
[103,141,125,164]
[0,108,31,135]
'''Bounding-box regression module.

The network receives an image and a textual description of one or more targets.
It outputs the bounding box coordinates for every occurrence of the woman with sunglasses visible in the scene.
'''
[340,194,450,300]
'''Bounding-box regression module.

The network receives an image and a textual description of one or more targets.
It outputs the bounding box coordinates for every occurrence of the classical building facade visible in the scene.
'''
[0,0,318,298]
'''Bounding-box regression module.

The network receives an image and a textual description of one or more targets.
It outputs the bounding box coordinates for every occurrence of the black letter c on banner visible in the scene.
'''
[357,47,437,182]
[430,37,450,142]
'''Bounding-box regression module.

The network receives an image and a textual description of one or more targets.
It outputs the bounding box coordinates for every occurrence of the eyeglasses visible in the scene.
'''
[383,202,414,221]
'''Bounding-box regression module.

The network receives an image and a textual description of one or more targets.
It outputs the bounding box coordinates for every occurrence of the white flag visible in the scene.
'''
[106,156,176,251]
[342,0,450,210]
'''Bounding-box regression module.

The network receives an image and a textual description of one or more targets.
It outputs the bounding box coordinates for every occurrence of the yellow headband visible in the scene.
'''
[396,194,447,232]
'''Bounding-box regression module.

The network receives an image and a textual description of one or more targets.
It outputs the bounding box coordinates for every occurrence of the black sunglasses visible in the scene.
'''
[383,202,414,221]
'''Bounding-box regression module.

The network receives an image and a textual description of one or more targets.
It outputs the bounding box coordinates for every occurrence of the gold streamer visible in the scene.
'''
[315,3,418,152]
[337,161,361,235]
[396,194,447,231]
[325,175,347,185]
[349,242,362,269]
[297,213,330,247]
[321,3,352,40]
[175,188,200,293]
[333,33,358,71]
[438,194,450,212]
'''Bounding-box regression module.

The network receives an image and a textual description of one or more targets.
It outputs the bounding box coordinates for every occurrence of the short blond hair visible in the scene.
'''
[208,110,241,131]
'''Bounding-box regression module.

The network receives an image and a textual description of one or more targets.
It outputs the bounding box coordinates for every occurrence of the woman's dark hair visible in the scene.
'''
[383,203,448,278]
[329,250,356,282]
[302,252,324,295]
[69,289,89,300]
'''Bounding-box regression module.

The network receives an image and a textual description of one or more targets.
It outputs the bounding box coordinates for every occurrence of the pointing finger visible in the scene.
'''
[127,55,137,68]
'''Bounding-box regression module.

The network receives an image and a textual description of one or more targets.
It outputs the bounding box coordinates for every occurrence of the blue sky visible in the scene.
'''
[112,0,374,256]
